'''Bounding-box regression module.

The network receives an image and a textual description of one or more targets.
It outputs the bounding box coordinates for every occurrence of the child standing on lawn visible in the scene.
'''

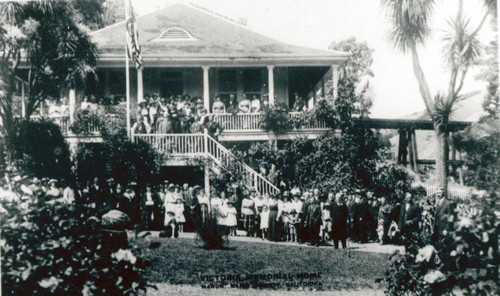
[226,201,238,236]
[260,205,269,239]
[175,198,185,232]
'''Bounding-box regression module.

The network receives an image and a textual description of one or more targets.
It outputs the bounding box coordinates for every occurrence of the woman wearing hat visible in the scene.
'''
[163,184,177,215]
[267,193,281,242]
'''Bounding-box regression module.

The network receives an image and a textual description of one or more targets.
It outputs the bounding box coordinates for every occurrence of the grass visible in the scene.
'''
[133,237,391,290]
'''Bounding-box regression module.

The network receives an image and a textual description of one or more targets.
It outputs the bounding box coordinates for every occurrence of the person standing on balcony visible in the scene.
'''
[156,109,173,134]
[158,97,168,114]
[238,94,251,113]
[148,97,158,130]
[60,97,69,117]
[227,94,239,114]
[81,96,90,111]
[250,95,261,113]
[260,95,270,112]
[138,101,149,121]
[132,116,151,134]
[212,95,226,114]
[293,93,305,112]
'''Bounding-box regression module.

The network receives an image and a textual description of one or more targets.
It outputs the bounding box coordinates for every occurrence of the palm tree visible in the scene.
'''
[0,0,99,145]
[381,0,495,196]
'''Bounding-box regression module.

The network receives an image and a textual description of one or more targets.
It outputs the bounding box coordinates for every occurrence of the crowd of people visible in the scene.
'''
[1,173,453,249]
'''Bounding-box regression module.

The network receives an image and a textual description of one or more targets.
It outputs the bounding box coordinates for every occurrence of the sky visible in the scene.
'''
[131,0,496,119]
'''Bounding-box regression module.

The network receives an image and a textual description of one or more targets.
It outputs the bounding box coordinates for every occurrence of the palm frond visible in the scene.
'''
[482,0,497,16]
[442,16,483,69]
[432,93,464,132]
[0,1,24,24]
[381,0,435,52]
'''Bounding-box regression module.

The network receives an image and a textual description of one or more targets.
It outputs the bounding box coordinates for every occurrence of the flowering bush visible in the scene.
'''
[1,180,151,295]
[379,191,499,295]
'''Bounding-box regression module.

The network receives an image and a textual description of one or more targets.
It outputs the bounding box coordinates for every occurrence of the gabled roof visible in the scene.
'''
[91,3,348,67]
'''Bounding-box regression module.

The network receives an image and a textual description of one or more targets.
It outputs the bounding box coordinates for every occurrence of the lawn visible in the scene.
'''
[133,236,391,291]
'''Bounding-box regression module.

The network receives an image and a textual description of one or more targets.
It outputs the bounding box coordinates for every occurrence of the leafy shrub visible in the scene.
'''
[259,104,293,133]
[75,131,163,185]
[379,191,499,296]
[373,161,413,204]
[70,109,102,135]
[308,98,338,128]
[1,183,151,295]
[10,119,72,180]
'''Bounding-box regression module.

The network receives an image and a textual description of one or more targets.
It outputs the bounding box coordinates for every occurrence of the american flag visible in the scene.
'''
[125,0,143,70]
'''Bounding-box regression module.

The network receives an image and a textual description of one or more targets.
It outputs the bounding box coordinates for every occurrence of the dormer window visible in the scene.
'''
[152,27,199,42]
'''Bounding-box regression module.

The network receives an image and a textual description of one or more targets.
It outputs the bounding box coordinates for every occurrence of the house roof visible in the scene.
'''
[91,3,348,67]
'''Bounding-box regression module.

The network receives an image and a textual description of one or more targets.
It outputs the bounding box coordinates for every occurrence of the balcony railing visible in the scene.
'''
[14,114,116,136]
[133,133,280,195]
[133,133,205,156]
[14,115,71,135]
[212,112,329,132]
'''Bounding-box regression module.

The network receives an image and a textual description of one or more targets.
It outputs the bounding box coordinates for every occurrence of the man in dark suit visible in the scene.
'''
[398,191,421,248]
[356,194,372,243]
[299,192,311,244]
[306,189,322,246]
[433,188,455,244]
[330,193,349,249]
[142,183,163,230]
[89,176,109,215]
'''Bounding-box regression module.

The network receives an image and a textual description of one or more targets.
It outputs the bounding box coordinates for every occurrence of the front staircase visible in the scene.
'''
[132,132,280,196]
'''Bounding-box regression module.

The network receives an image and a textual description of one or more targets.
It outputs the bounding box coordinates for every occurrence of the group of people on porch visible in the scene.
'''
[129,91,309,135]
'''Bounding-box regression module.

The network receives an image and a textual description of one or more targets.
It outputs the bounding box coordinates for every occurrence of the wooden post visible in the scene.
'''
[267,65,275,105]
[331,65,339,99]
[21,81,26,118]
[137,67,144,104]
[202,66,210,111]
[411,129,418,170]
[69,89,76,125]
[408,130,414,170]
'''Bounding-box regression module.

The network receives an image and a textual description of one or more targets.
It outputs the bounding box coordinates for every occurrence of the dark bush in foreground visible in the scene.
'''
[1,185,151,295]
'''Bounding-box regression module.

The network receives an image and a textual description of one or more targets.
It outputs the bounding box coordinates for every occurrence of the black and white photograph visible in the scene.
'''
[0,0,499,295]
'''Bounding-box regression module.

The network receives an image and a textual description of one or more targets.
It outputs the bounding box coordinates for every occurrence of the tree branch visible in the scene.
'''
[409,41,435,118]
[454,67,469,97]
[470,11,489,38]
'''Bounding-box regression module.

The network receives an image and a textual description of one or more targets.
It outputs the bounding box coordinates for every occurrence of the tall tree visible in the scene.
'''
[381,0,495,196]
[329,37,375,129]
[0,0,99,146]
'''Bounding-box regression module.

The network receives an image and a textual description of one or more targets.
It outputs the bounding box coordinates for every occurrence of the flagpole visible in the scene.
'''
[125,2,131,139]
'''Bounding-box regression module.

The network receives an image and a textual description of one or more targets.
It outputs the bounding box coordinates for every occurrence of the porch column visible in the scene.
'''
[137,67,144,103]
[21,81,26,118]
[331,65,339,99]
[267,65,275,105]
[69,89,76,124]
[321,79,325,97]
[202,66,210,111]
